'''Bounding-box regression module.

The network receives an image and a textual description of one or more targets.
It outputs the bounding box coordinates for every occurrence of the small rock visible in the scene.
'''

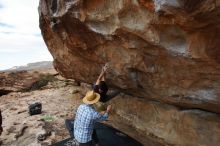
[59,114,65,118]
[17,109,27,114]
[6,126,16,134]
[10,107,18,111]
[73,81,81,86]
[70,89,79,94]
[37,134,46,142]
[37,130,51,142]
[14,125,28,139]
[13,122,20,125]
[37,123,45,127]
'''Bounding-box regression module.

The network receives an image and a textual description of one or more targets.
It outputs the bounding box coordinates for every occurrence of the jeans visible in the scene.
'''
[65,119,98,145]
[65,119,74,138]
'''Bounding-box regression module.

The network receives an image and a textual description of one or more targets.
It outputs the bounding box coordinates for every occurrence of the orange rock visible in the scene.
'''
[39,1,220,113]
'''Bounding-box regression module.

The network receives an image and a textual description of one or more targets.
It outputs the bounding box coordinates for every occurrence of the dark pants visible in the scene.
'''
[65,119,98,145]
[92,129,99,144]
[79,140,93,146]
[65,119,74,138]
[103,90,120,102]
[93,82,120,103]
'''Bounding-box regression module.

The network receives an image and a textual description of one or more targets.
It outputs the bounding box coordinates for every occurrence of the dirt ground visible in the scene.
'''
[0,78,84,146]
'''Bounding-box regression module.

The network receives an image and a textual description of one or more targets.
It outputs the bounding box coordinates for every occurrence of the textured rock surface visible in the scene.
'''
[77,83,220,146]
[0,69,57,92]
[39,0,220,113]
[110,95,220,146]
[0,71,42,92]
[39,1,220,145]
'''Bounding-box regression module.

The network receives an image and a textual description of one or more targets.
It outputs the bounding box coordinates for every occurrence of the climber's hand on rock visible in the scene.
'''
[106,105,112,113]
[102,63,109,72]
[100,111,106,115]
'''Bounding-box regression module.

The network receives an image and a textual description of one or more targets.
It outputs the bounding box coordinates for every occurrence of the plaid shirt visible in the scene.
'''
[74,104,108,143]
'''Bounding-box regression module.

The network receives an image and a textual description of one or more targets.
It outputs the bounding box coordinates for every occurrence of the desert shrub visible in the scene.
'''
[21,74,57,92]
[41,114,54,122]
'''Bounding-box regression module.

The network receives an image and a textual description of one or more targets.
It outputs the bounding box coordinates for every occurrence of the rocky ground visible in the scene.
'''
[0,70,84,146]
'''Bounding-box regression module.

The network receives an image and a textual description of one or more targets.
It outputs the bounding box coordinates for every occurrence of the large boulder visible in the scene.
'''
[38,1,220,145]
[39,0,220,146]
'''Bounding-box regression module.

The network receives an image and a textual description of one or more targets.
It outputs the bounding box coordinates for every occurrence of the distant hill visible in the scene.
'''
[3,61,53,72]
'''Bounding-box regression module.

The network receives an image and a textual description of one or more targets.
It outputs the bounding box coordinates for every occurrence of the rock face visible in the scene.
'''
[39,0,220,145]
[39,0,220,113]
[110,95,220,146]
[0,69,57,93]
[0,71,41,92]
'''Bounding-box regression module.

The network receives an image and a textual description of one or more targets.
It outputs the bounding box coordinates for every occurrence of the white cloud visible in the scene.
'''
[0,0,40,34]
[0,0,53,70]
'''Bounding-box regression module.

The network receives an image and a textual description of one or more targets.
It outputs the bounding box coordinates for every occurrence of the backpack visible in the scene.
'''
[29,102,42,116]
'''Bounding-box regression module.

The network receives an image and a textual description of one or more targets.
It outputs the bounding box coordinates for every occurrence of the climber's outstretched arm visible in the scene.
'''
[95,64,108,85]
[100,69,106,82]
[95,70,105,85]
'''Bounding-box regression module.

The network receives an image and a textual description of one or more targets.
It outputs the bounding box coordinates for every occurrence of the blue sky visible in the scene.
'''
[0,0,53,70]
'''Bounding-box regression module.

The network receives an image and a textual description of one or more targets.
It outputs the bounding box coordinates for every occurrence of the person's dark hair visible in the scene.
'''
[98,81,108,93]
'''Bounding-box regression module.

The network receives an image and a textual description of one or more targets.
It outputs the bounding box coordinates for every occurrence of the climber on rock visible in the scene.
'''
[93,63,120,103]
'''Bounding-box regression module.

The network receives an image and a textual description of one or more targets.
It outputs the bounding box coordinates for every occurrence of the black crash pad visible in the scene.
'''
[51,121,143,146]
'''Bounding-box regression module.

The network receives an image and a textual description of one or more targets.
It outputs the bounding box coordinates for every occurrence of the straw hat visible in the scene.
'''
[83,91,100,104]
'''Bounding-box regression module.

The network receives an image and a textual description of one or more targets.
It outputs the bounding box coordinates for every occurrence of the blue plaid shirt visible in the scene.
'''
[74,104,108,143]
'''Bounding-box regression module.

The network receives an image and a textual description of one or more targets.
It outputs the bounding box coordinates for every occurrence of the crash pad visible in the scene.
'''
[51,120,143,146]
